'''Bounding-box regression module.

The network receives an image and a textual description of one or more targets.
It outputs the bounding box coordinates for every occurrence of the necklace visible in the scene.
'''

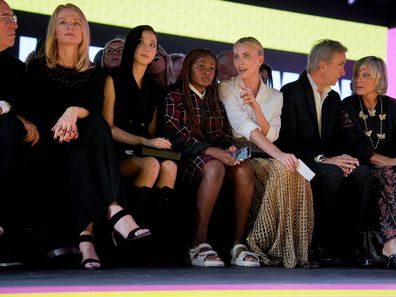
[359,96,386,149]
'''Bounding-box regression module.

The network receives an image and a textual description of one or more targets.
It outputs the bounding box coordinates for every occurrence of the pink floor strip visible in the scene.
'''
[2,284,396,293]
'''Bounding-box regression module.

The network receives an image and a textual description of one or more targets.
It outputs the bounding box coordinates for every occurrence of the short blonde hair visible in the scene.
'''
[233,37,264,56]
[45,3,91,71]
[352,56,388,95]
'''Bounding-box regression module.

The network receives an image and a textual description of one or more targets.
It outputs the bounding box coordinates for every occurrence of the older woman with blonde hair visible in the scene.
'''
[20,3,150,270]
[101,37,125,74]
[219,37,313,268]
[341,56,396,268]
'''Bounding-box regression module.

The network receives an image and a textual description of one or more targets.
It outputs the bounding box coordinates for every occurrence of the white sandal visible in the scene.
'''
[230,244,260,267]
[189,243,225,267]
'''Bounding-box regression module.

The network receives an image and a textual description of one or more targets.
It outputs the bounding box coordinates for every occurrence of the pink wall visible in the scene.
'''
[387,28,396,98]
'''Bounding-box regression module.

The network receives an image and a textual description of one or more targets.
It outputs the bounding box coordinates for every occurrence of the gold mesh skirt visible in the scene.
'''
[246,158,314,268]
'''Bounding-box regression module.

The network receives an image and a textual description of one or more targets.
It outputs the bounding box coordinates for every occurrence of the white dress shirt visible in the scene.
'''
[218,76,283,143]
[307,73,331,137]
[189,83,206,99]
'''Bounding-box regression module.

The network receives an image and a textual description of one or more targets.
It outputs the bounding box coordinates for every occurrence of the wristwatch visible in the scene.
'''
[314,154,325,163]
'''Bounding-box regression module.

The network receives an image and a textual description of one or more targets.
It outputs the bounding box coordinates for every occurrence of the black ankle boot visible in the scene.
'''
[154,187,175,218]
[140,187,175,231]
[127,186,153,226]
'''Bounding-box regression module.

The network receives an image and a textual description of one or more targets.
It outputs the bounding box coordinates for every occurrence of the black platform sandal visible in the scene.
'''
[79,234,101,270]
[109,209,151,244]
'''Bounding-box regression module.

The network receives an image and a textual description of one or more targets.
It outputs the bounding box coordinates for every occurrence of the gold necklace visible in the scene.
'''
[359,96,386,149]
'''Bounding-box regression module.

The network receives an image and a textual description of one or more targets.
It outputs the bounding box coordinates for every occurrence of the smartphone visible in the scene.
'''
[234,146,251,161]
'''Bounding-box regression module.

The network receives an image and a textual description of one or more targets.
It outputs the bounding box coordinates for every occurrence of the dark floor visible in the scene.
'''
[1,266,396,287]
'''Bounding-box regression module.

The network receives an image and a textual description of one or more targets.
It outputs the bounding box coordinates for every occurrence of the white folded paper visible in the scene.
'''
[296,159,315,181]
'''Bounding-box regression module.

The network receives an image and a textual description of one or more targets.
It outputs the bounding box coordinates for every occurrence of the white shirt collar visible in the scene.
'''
[307,72,332,98]
[189,83,206,100]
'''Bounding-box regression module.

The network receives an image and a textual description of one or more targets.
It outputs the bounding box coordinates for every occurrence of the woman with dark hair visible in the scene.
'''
[259,63,273,88]
[341,56,396,268]
[162,48,259,267]
[103,25,177,226]
[21,4,150,270]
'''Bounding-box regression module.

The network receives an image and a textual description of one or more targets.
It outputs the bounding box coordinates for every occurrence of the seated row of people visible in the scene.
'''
[1,1,395,270]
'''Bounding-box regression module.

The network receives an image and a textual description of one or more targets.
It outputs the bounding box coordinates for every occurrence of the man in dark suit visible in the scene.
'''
[277,39,372,266]
[0,0,39,267]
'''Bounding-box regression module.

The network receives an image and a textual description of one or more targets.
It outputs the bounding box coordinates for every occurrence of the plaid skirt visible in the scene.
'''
[180,154,217,183]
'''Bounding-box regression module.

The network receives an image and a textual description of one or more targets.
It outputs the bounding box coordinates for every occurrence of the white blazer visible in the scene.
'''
[218,76,283,143]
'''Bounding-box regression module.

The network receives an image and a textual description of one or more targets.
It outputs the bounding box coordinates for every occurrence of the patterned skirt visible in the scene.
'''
[246,157,314,268]
[180,154,217,183]
[372,165,396,243]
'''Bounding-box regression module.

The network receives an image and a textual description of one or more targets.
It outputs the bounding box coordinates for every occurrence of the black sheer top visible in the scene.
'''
[341,94,396,162]
[21,58,105,140]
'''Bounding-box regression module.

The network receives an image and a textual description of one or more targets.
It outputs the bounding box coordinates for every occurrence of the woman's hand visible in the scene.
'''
[17,115,40,146]
[240,86,259,110]
[144,137,172,149]
[51,107,79,143]
[275,152,299,171]
[207,146,240,167]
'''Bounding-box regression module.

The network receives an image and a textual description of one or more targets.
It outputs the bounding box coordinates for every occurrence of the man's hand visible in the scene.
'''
[322,154,359,176]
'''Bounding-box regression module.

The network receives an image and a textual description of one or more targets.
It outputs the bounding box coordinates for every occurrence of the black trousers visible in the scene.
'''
[307,162,372,252]
[0,114,30,227]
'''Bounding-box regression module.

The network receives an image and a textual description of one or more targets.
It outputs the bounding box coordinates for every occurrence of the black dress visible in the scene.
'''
[111,70,165,160]
[22,58,124,235]
[342,94,396,243]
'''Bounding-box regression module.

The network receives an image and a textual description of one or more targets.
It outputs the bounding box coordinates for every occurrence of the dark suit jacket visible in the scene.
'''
[276,70,343,163]
[0,51,25,108]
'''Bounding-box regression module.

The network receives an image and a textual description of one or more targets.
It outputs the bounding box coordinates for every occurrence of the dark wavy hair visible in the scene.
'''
[176,48,222,137]
[119,25,157,83]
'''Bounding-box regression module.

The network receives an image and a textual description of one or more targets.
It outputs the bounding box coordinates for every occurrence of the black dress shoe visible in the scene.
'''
[339,248,374,267]
[386,254,396,269]
[309,247,340,267]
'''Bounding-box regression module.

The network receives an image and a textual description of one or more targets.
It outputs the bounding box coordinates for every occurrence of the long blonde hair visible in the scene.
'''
[45,3,91,71]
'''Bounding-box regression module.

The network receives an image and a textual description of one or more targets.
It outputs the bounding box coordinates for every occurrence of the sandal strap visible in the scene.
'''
[231,243,259,261]
[196,250,218,257]
[126,227,151,241]
[237,250,259,261]
[79,234,94,243]
[231,243,248,253]
[109,209,128,227]
[189,243,224,267]
[190,243,213,255]
[190,243,218,260]
[81,258,101,269]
